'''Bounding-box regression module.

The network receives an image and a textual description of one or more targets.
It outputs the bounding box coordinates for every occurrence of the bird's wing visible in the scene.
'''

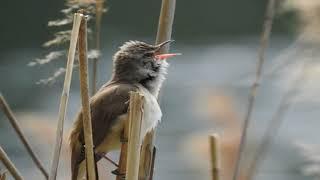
[78,83,138,148]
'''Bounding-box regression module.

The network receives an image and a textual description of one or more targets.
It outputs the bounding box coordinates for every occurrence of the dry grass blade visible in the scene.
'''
[126,92,144,180]
[0,146,24,180]
[78,13,96,180]
[28,51,65,67]
[232,0,277,180]
[49,13,82,180]
[209,134,220,180]
[139,1,176,179]
[0,94,48,179]
[36,68,67,85]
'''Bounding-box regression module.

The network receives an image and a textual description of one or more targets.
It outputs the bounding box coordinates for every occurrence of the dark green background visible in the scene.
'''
[0,0,296,51]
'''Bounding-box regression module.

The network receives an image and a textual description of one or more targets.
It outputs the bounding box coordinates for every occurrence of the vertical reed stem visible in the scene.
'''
[148,147,156,180]
[245,56,311,180]
[126,92,144,180]
[0,95,48,179]
[91,0,105,95]
[0,146,24,180]
[209,134,220,180]
[49,13,82,180]
[116,119,129,180]
[78,13,97,180]
[139,1,176,179]
[155,0,176,53]
[232,1,276,180]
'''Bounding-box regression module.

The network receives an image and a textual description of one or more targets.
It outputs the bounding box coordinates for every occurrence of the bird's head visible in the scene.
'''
[112,40,179,85]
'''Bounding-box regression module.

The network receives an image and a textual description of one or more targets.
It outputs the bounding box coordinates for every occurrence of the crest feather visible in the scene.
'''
[119,41,155,52]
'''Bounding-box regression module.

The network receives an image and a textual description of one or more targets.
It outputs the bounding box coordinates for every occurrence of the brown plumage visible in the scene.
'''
[69,40,175,180]
[70,82,137,180]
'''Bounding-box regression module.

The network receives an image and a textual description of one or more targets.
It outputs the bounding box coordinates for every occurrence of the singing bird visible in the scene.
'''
[69,40,179,180]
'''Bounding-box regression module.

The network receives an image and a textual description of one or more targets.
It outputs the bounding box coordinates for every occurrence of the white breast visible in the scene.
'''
[136,84,162,144]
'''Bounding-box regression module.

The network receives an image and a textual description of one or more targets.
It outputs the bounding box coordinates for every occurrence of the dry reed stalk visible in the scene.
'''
[91,0,105,95]
[139,0,176,179]
[232,0,277,180]
[209,134,220,180]
[49,13,82,180]
[148,147,156,180]
[245,61,311,180]
[116,118,129,180]
[78,13,97,180]
[139,132,154,180]
[126,92,144,180]
[0,146,24,180]
[0,95,48,179]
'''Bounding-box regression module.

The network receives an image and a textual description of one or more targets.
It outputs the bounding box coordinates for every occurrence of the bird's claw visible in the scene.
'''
[111,169,126,179]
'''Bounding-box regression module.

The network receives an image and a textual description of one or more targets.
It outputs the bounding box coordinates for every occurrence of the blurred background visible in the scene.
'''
[1,0,320,179]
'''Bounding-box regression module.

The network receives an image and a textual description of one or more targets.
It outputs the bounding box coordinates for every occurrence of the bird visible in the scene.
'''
[69,40,179,180]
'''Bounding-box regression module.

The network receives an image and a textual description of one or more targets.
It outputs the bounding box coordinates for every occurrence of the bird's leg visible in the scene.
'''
[96,152,125,178]
[113,128,128,180]
[98,153,119,167]
[111,159,126,180]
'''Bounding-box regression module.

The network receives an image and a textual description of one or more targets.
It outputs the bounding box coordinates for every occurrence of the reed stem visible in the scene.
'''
[49,13,82,180]
[139,1,176,179]
[209,134,220,180]
[232,1,276,180]
[0,94,48,179]
[126,92,144,180]
[78,13,97,180]
[245,55,311,180]
[116,118,129,180]
[0,146,24,180]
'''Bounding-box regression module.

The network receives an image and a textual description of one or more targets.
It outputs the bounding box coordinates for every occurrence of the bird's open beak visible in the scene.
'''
[154,40,181,60]
[155,53,182,60]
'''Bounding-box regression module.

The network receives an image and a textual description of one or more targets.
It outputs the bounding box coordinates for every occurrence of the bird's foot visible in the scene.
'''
[112,169,126,180]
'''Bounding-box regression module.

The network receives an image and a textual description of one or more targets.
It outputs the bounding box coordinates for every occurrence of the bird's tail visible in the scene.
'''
[69,113,85,180]
[70,113,100,180]
[70,138,83,180]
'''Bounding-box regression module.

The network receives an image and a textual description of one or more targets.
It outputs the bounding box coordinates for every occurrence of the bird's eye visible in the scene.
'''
[143,52,154,58]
